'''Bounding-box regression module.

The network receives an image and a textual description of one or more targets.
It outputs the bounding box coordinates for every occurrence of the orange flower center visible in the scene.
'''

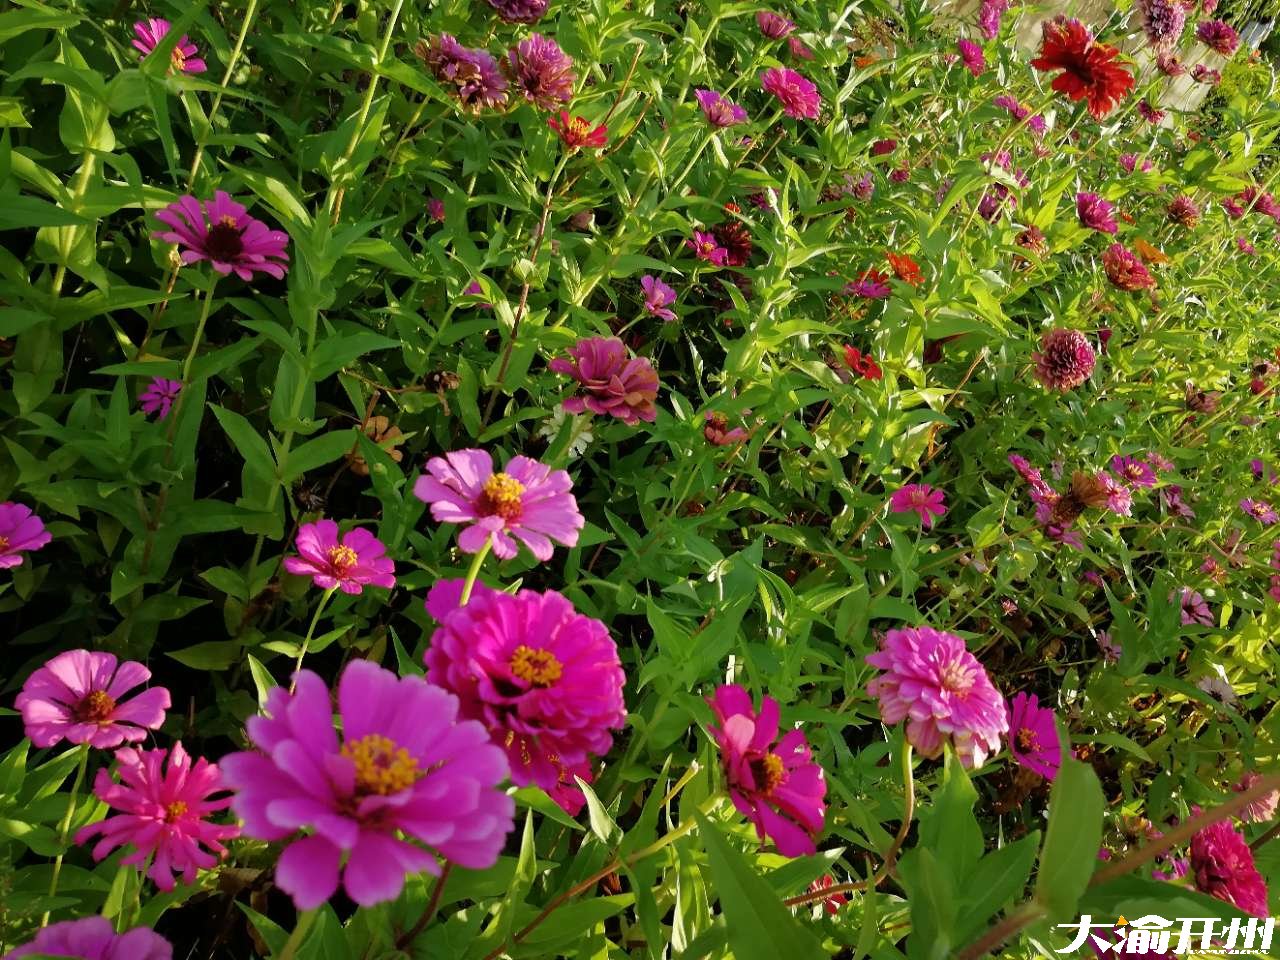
[165,800,188,821]
[756,753,786,794]
[327,545,359,575]
[481,472,525,521]
[170,46,186,71]
[1016,728,1040,752]
[0,535,8,552]
[341,733,420,796]
[77,690,117,723]
[509,645,563,687]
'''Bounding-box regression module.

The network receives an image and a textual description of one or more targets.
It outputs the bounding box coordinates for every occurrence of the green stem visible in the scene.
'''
[459,538,492,606]
[41,744,90,926]
[51,152,97,296]
[277,908,318,960]
[188,0,262,188]
[178,279,219,387]
[292,585,338,688]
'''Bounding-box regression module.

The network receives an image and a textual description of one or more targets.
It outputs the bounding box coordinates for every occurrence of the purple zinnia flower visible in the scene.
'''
[549,337,660,425]
[1241,498,1279,524]
[1033,328,1096,391]
[756,11,796,38]
[504,34,575,110]
[425,578,626,816]
[1190,820,1269,916]
[1111,455,1156,487]
[221,660,514,909]
[416,34,508,111]
[0,501,51,568]
[5,918,171,960]
[140,377,182,419]
[889,484,947,529]
[153,191,289,280]
[132,18,206,74]
[689,229,729,265]
[1196,19,1239,56]
[978,0,1010,38]
[640,274,677,320]
[282,520,395,594]
[1178,587,1213,626]
[1138,0,1187,49]
[695,88,748,127]
[1007,692,1061,780]
[1077,192,1118,233]
[845,269,892,299]
[761,67,821,120]
[957,38,985,76]
[485,0,548,23]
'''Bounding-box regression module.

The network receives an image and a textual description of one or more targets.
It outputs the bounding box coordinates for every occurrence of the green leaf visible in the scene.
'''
[575,776,623,846]
[918,748,983,882]
[280,429,356,483]
[1033,757,1104,920]
[246,654,277,709]
[695,815,825,960]
[955,832,1040,944]
[166,640,244,670]
[898,846,958,960]
[211,404,276,481]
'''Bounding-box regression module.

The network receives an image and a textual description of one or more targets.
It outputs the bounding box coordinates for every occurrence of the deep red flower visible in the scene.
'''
[843,346,883,380]
[547,112,608,150]
[1030,17,1135,119]
[714,219,754,267]
[886,251,923,286]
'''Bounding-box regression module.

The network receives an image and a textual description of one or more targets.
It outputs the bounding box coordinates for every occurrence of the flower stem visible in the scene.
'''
[292,586,338,690]
[41,743,90,926]
[459,539,492,606]
[188,0,262,189]
[277,908,318,960]
[395,863,452,950]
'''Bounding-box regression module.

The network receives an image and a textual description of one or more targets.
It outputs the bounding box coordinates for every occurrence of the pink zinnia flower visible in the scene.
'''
[957,38,985,76]
[548,336,660,425]
[1157,51,1186,75]
[889,484,947,529]
[788,36,814,60]
[153,191,289,280]
[221,660,514,909]
[1111,455,1156,487]
[1238,235,1257,255]
[486,0,548,21]
[688,229,729,265]
[1033,328,1096,391]
[413,448,583,561]
[1236,772,1280,823]
[760,67,821,120]
[1178,587,1213,626]
[0,501,51,568]
[1138,98,1165,123]
[704,411,750,447]
[870,138,897,156]
[139,377,182,419]
[865,626,1008,768]
[706,684,826,856]
[978,0,1009,38]
[756,11,796,38]
[1138,0,1187,49]
[132,18,206,74]
[426,197,446,222]
[15,649,170,749]
[425,579,626,816]
[1190,819,1269,916]
[504,33,575,110]
[75,742,238,892]
[845,268,892,299]
[1241,498,1279,524]
[1100,471,1132,516]
[1196,19,1239,56]
[417,34,509,111]
[1007,692,1061,780]
[695,88,748,127]
[1076,192,1118,233]
[281,520,394,594]
[5,917,171,959]
[640,274,677,320]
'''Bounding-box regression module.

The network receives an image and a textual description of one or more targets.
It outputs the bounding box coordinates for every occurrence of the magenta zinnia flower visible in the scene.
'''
[1241,498,1279,524]
[425,579,626,816]
[0,501,51,568]
[75,742,238,892]
[221,660,513,909]
[706,684,826,856]
[688,230,729,265]
[4,917,171,960]
[1033,328,1096,391]
[282,520,395,594]
[640,274,677,320]
[704,411,750,446]
[1007,692,1061,780]
[485,0,548,23]
[1111,455,1156,488]
[866,626,1008,768]
[761,67,821,120]
[756,11,796,38]
[889,484,947,529]
[695,89,748,127]
[1138,0,1187,49]
[977,0,1009,38]
[549,336,660,425]
[504,33,575,110]
[416,34,509,111]
[139,377,182,419]
[1076,192,1118,233]
[1196,19,1239,56]
[413,448,583,561]
[1178,587,1213,626]
[15,649,170,749]
[957,38,985,76]
[132,18,206,74]
[1190,819,1269,916]
[153,191,289,280]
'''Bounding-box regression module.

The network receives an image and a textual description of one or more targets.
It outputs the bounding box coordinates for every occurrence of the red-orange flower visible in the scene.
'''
[547,112,608,150]
[886,251,923,286]
[843,346,883,380]
[1030,17,1134,119]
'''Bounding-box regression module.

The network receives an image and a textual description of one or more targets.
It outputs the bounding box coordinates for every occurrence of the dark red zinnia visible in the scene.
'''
[1030,16,1135,119]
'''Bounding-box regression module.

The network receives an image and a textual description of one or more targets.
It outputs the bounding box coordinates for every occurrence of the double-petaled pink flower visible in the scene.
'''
[132,19,206,74]
[761,67,821,119]
[890,484,947,528]
[75,742,238,892]
[414,448,583,561]
[282,520,395,594]
[1033,328,1096,391]
[153,191,289,280]
[549,336,659,425]
[1076,192,1117,233]
[16,649,170,750]
[221,660,514,909]
[1190,819,1269,916]
[425,579,626,816]
[1196,19,1239,56]
[957,38,985,76]
[707,684,826,856]
[504,33,575,110]
[5,918,171,959]
[0,502,51,568]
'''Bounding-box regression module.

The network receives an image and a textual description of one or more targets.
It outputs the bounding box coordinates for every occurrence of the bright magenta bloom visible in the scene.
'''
[282,520,395,594]
[139,377,182,419]
[75,742,238,892]
[221,660,513,909]
[866,626,1008,768]
[1111,455,1156,487]
[695,89,748,127]
[1076,192,1117,233]
[549,336,660,425]
[16,650,170,749]
[417,34,509,111]
[688,229,729,265]
[504,33,575,110]
[425,579,626,816]
[414,448,582,561]
[761,67,821,119]
[890,484,947,528]
[1190,819,1269,916]
[957,38,985,76]
[706,684,826,857]
[132,18,206,74]
[756,11,796,38]
[4,917,171,959]
[641,275,677,320]
[1196,19,1239,55]
[1007,692,1061,780]
[0,501,51,568]
[1033,328,1095,391]
[153,191,289,280]
[1241,498,1278,524]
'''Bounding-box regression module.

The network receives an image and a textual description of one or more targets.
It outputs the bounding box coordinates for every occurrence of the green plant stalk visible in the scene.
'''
[459,538,492,606]
[277,908,318,960]
[41,743,90,926]
[292,585,338,687]
[50,152,97,297]
[188,0,262,188]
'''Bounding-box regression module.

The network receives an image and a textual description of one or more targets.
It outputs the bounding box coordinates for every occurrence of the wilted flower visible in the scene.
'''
[548,112,608,149]
[282,520,395,594]
[416,34,509,111]
[957,38,985,76]
[1076,192,1117,233]
[695,88,748,127]
[504,33,575,110]
[756,11,796,38]
[1138,99,1165,123]
[1103,242,1156,290]
[866,626,1008,768]
[761,67,821,119]
[153,192,290,280]
[640,275,677,320]
[1030,17,1135,119]
[788,36,814,60]
[1196,19,1240,56]
[5,918,171,960]
[1007,692,1061,780]
[1160,483,1195,519]
[132,18,206,74]
[348,416,405,476]
[486,0,548,23]
[1192,64,1222,84]
[889,484,947,528]
[706,684,826,856]
[0,501,51,568]
[549,336,660,425]
[1167,195,1201,227]
[1033,329,1096,391]
[1156,52,1187,75]
[704,411,750,447]
[414,448,583,561]
[1190,819,1269,916]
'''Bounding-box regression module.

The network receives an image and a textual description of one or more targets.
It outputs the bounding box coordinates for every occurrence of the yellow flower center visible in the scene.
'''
[327,545,359,575]
[341,734,421,796]
[509,645,563,687]
[482,472,525,521]
[568,117,591,138]
[0,535,8,552]
[170,46,186,71]
[78,690,117,723]
[165,800,188,821]
[1016,728,1040,752]
[759,753,786,794]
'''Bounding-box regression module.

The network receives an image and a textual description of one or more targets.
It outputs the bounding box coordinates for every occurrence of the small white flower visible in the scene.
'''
[537,408,593,460]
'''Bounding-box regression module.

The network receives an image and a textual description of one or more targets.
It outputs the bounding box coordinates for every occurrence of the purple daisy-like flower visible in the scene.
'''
[688,230,729,265]
[282,520,395,595]
[756,11,796,38]
[0,501,52,569]
[139,377,182,419]
[485,0,548,24]
[5,917,171,960]
[132,18,207,74]
[695,89,748,127]
[416,34,508,111]
[1007,692,1061,780]
[1077,192,1118,233]
[640,274,677,321]
[1241,498,1279,524]
[1111,455,1156,488]
[153,191,289,281]
[1196,19,1239,56]
[504,33,575,110]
